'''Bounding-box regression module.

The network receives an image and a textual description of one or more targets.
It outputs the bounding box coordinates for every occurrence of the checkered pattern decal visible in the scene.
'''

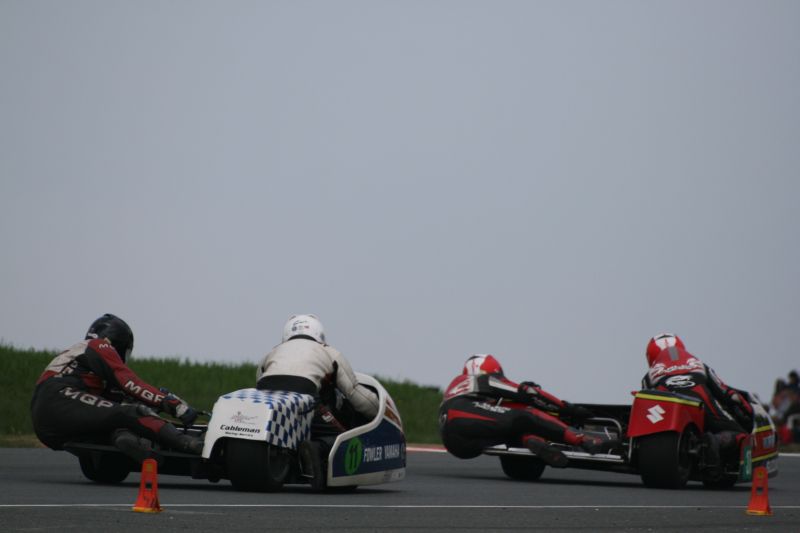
[223,388,316,449]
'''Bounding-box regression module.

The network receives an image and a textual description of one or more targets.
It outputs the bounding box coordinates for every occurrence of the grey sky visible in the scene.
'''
[1,1,798,404]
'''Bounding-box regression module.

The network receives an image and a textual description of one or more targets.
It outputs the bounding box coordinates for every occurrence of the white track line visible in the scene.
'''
[406,447,800,458]
[2,504,800,509]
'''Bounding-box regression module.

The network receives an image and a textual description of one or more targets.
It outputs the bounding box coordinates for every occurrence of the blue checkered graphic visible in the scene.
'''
[223,388,316,449]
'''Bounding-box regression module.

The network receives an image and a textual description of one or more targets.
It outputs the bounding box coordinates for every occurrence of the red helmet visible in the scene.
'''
[646,333,685,366]
[463,354,504,376]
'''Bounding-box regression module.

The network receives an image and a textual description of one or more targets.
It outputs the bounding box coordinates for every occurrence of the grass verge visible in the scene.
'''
[1,343,443,445]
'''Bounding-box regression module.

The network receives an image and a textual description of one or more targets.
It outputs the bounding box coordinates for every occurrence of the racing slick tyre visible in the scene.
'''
[78,452,131,484]
[638,428,696,489]
[227,439,291,492]
[499,455,546,481]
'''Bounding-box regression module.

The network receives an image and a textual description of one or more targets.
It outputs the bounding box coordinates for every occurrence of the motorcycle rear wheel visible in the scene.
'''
[638,428,696,489]
[227,439,291,492]
[499,455,546,481]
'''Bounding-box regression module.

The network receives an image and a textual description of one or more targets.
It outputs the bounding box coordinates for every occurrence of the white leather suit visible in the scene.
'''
[257,338,379,419]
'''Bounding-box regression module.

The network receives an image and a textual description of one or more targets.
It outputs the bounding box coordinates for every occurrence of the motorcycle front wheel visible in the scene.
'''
[499,455,546,481]
[78,452,131,484]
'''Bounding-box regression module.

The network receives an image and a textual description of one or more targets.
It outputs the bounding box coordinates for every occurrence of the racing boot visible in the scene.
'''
[156,423,204,455]
[577,433,620,455]
[522,435,568,468]
[112,428,160,464]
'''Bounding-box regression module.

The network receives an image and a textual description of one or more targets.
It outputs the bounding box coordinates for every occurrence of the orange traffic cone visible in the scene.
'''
[133,458,162,513]
[746,465,772,516]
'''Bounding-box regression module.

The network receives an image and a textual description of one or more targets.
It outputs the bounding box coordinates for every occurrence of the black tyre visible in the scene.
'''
[499,455,546,481]
[227,439,291,492]
[638,429,696,489]
[78,453,131,484]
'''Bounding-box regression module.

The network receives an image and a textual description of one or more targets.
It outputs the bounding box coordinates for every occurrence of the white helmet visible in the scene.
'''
[282,314,326,344]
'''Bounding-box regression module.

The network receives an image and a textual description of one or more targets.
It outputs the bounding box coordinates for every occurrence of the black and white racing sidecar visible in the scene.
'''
[204,372,406,491]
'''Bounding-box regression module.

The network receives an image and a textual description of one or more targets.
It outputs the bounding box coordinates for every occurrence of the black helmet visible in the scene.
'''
[85,313,134,362]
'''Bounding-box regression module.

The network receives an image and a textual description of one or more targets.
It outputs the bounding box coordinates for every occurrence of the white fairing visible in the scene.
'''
[326,373,406,487]
[202,389,315,458]
[202,373,406,489]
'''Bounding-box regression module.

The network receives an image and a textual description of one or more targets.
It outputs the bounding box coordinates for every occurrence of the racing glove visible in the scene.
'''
[560,402,594,421]
[727,390,754,415]
[517,381,557,410]
[161,391,198,426]
[517,381,541,397]
[725,390,754,426]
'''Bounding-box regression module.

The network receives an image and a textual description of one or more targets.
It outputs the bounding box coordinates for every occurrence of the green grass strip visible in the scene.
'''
[1,343,442,444]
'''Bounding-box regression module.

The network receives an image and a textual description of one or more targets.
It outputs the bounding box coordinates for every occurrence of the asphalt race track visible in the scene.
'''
[1,448,798,532]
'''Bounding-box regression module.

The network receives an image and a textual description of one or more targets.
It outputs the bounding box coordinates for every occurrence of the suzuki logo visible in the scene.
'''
[646,405,666,424]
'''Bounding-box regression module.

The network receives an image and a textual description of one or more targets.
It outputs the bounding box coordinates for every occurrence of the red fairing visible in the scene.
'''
[752,426,778,463]
[86,339,165,407]
[627,394,705,438]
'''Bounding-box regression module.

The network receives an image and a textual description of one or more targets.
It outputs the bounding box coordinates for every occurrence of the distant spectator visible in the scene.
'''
[772,372,800,444]
[771,379,794,423]
[788,370,800,393]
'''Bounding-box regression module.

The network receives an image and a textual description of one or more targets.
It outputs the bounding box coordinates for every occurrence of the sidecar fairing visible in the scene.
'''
[325,373,406,487]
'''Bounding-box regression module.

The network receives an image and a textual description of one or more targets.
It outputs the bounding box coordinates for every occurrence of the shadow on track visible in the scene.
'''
[427,469,752,492]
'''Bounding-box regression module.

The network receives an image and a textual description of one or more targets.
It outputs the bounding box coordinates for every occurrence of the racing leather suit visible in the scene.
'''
[30,339,195,451]
[256,338,379,420]
[642,346,754,434]
[438,372,588,459]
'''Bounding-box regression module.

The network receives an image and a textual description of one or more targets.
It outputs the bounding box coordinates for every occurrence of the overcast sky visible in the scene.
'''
[1,1,798,404]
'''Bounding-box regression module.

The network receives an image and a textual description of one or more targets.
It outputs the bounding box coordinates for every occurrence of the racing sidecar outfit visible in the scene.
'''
[31,339,199,454]
[256,337,380,421]
[642,345,754,434]
[438,372,592,459]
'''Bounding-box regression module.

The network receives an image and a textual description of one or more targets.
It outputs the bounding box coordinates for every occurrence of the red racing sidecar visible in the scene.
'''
[483,389,778,489]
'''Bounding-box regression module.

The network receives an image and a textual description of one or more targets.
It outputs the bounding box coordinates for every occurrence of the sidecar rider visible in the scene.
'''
[256,314,380,427]
[439,354,619,467]
[31,313,203,462]
[256,314,380,486]
[642,333,754,468]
